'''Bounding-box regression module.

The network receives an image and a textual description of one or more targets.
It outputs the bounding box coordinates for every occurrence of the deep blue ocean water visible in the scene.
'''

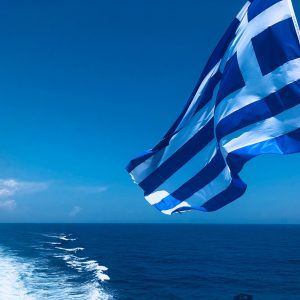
[0,224,299,299]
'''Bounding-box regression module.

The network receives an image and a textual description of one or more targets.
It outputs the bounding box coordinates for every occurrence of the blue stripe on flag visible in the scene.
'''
[154,195,182,211]
[216,54,246,104]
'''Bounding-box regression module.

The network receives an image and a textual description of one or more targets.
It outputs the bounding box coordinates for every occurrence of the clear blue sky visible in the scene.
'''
[0,0,300,223]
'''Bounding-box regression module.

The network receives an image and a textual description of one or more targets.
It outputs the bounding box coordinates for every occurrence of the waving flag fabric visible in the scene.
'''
[126,0,300,215]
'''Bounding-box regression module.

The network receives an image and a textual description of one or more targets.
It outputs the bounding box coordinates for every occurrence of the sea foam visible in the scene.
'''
[0,248,33,300]
[0,234,111,300]
[55,246,85,253]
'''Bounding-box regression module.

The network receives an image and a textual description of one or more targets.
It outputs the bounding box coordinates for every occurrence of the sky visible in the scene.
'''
[0,0,300,223]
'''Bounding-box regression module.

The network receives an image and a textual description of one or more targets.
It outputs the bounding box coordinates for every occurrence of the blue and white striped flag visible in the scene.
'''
[126,0,300,215]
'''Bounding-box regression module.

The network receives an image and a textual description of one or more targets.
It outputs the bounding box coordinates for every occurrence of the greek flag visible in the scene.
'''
[126,0,300,215]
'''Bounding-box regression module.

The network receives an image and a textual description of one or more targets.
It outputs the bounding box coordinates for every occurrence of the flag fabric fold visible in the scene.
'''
[126,0,300,215]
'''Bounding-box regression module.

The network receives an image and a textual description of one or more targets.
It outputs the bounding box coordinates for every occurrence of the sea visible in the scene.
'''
[0,224,299,300]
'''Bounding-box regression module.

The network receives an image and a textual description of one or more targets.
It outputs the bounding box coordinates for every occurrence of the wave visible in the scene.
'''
[42,233,77,241]
[55,247,85,253]
[84,260,110,282]
[49,233,110,282]
[55,254,110,282]
[51,233,110,282]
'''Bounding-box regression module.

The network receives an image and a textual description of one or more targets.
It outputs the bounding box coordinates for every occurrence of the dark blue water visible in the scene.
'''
[0,224,299,299]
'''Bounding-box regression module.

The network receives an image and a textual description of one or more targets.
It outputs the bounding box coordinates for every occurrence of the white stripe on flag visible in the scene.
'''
[145,191,170,205]
[161,201,191,215]
[221,103,300,155]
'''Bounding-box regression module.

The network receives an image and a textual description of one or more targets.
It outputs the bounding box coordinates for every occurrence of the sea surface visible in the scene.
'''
[0,224,299,300]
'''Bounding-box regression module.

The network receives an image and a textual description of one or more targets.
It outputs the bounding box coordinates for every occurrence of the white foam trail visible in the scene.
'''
[43,234,77,241]
[45,242,61,245]
[0,249,34,300]
[50,234,110,282]
[58,236,76,241]
[55,254,110,282]
[83,260,110,282]
[0,246,112,299]
[55,247,85,253]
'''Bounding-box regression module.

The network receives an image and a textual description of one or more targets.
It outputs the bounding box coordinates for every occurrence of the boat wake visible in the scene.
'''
[0,232,112,300]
